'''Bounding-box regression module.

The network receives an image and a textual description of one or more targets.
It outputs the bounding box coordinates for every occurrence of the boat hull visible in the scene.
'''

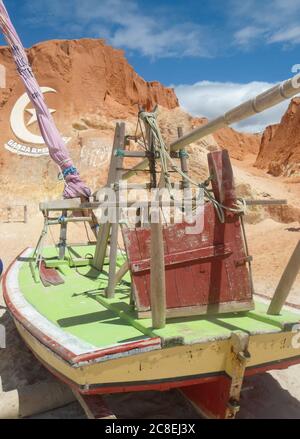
[3,249,300,400]
[8,307,300,395]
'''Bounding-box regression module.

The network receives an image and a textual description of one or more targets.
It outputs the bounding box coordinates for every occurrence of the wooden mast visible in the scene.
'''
[145,113,167,329]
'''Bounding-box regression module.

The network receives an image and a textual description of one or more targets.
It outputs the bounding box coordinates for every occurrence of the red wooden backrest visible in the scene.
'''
[122,150,253,318]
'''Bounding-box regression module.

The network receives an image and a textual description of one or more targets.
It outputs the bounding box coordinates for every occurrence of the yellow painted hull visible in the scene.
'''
[4,249,300,396]
[14,317,300,394]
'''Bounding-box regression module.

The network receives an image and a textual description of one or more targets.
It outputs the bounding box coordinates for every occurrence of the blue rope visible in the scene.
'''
[179,150,189,159]
[115,149,125,157]
[63,166,78,178]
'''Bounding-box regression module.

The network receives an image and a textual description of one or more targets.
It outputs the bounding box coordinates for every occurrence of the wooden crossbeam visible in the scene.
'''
[38,197,288,214]
[40,198,82,211]
[244,199,287,206]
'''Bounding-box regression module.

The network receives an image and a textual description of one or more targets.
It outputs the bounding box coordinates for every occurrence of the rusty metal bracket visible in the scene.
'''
[225,331,251,419]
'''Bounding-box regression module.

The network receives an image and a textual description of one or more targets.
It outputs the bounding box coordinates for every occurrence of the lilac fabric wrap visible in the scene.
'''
[0,1,91,199]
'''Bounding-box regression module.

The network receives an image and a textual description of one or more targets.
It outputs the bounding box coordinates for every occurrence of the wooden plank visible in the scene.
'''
[268,240,300,315]
[47,217,93,225]
[40,198,82,211]
[245,199,287,206]
[41,199,195,212]
[207,150,236,209]
[106,222,120,297]
[59,210,67,260]
[121,159,149,180]
[123,202,253,314]
[138,299,255,319]
[145,112,167,329]
[39,261,65,287]
[93,124,121,270]
[131,244,232,273]
[106,124,127,298]
[119,151,147,158]
[44,260,68,268]
[114,261,129,285]
[93,223,111,271]
[73,391,116,419]
[150,214,166,329]
[45,258,93,268]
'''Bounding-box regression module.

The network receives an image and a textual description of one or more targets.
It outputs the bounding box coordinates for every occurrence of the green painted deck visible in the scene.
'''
[19,246,300,349]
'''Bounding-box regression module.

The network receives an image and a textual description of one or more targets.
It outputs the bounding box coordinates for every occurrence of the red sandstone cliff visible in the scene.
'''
[255,98,300,176]
[191,117,261,160]
[0,38,179,118]
[0,38,179,201]
[0,38,261,203]
[214,127,261,160]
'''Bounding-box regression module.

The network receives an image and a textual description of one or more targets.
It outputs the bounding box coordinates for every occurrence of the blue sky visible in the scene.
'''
[1,0,300,132]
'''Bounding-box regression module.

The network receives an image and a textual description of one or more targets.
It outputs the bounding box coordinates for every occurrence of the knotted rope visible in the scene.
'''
[139,109,246,223]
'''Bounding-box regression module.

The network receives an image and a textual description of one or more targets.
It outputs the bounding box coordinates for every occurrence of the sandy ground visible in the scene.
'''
[232,155,300,206]
[1,157,300,419]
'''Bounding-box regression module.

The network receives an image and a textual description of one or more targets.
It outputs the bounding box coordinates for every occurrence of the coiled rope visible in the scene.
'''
[139,109,247,223]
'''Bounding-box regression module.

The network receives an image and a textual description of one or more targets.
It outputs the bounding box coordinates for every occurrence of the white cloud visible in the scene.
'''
[269,26,300,44]
[234,26,265,47]
[24,0,214,59]
[174,80,293,133]
[111,21,210,58]
[21,0,300,58]
[230,0,300,48]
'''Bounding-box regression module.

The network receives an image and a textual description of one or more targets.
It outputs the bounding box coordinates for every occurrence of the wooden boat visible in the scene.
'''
[3,245,300,418]
[3,78,300,419]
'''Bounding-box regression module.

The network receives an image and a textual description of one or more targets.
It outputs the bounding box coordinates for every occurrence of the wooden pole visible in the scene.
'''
[24,205,28,224]
[106,222,119,298]
[114,260,129,286]
[72,390,116,419]
[268,240,300,315]
[150,211,166,329]
[7,207,11,223]
[144,111,166,329]
[58,209,67,260]
[178,127,190,189]
[105,124,126,298]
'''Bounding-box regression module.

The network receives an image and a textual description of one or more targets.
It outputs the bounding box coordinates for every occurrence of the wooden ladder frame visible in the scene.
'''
[93,122,126,298]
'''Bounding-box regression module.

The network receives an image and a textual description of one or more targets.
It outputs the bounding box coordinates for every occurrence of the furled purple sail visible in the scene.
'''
[0,0,91,199]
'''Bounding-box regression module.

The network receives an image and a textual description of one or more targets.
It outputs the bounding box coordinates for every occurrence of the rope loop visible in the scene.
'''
[138,110,247,224]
